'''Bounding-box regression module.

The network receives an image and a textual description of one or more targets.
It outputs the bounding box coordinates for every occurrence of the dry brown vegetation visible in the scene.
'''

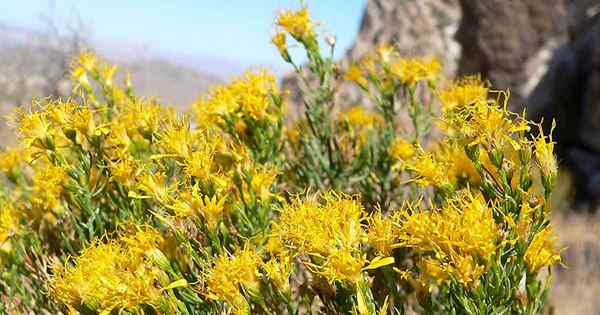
[551,212,600,314]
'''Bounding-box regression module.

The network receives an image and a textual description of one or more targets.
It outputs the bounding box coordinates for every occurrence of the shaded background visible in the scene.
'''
[2,1,600,314]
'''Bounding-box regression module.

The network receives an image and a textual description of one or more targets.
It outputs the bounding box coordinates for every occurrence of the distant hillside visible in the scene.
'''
[0,22,222,144]
[118,57,221,110]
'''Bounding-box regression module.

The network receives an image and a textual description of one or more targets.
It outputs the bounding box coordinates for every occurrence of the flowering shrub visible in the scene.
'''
[0,5,561,315]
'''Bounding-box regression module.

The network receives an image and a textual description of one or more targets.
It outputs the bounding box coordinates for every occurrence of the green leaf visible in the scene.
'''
[163,279,188,291]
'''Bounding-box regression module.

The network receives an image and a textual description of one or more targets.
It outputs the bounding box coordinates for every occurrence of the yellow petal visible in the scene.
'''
[362,256,395,270]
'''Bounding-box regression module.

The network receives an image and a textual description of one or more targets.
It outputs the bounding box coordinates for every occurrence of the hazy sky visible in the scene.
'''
[3,1,367,71]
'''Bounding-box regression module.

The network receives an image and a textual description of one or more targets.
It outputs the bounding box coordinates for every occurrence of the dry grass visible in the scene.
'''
[550,212,600,314]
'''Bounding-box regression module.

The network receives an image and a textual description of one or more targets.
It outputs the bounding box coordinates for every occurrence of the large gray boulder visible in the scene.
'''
[456,0,568,108]
[527,0,600,206]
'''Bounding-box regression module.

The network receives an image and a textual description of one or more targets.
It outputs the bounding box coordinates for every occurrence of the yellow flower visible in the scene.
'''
[390,57,441,86]
[136,172,175,204]
[193,70,280,126]
[0,203,19,253]
[31,163,68,219]
[367,210,396,256]
[406,151,451,188]
[263,255,292,292]
[524,227,561,273]
[158,120,195,158]
[199,194,227,231]
[390,138,415,161]
[276,6,315,41]
[0,147,28,176]
[271,31,291,62]
[249,166,278,202]
[440,89,529,153]
[70,106,96,137]
[394,192,498,287]
[206,246,262,315]
[376,44,396,64]
[533,121,557,181]
[108,156,137,187]
[11,106,54,149]
[345,65,369,89]
[48,226,174,314]
[183,138,220,181]
[270,191,367,283]
[438,76,489,112]
[343,106,383,128]
[99,64,118,87]
[316,248,366,284]
[434,141,480,185]
[452,255,486,287]
[75,51,97,71]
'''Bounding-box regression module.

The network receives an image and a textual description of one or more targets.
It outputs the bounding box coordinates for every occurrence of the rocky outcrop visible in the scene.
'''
[526,0,600,207]
[347,0,460,71]
[456,0,568,108]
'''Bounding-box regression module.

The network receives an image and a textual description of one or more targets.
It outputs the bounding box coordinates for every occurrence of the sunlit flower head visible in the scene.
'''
[524,227,561,273]
[276,6,315,41]
[391,57,441,86]
[206,246,262,314]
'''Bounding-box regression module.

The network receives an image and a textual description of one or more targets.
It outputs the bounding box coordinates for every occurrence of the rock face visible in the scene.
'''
[527,0,600,207]
[347,0,460,71]
[456,0,568,108]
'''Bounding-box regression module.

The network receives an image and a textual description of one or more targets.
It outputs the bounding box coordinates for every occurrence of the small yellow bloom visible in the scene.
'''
[406,151,450,188]
[49,226,172,314]
[30,163,68,219]
[270,192,367,283]
[524,227,561,273]
[0,203,19,253]
[391,57,441,86]
[438,76,488,111]
[390,138,415,161]
[342,106,383,129]
[206,246,262,314]
[0,147,28,175]
[394,192,498,287]
[272,31,291,62]
[276,6,315,41]
[367,210,396,256]
[345,65,369,89]
[263,255,292,292]
[533,121,557,181]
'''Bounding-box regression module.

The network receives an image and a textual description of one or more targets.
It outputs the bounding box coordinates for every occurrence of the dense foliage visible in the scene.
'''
[0,6,561,315]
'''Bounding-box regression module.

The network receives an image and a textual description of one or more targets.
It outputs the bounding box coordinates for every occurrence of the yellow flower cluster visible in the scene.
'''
[394,193,498,287]
[269,192,367,284]
[533,121,558,184]
[30,163,68,221]
[404,150,452,188]
[390,138,416,162]
[49,226,179,314]
[0,203,19,254]
[193,70,281,128]
[390,57,441,86]
[206,246,262,315]
[275,6,315,42]
[439,80,529,151]
[336,106,385,151]
[524,227,561,273]
[366,210,396,256]
[346,45,442,89]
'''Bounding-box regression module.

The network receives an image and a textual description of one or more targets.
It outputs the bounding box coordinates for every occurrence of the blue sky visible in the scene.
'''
[3,1,367,73]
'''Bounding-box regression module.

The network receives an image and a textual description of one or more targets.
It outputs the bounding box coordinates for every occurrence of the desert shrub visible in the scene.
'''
[0,5,561,315]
